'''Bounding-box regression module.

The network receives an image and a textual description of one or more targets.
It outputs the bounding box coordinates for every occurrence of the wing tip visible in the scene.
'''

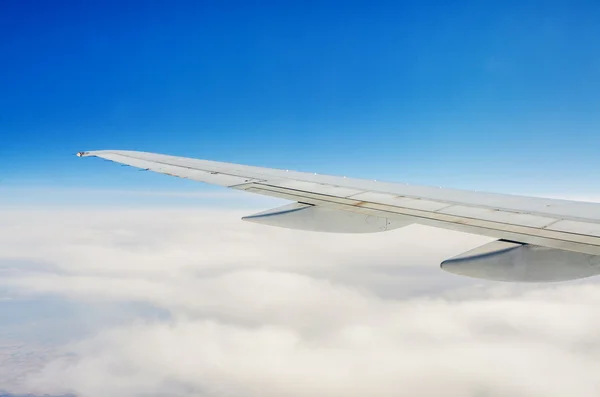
[76,151,95,157]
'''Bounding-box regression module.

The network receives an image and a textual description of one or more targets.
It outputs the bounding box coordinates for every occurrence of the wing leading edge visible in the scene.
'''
[78,150,600,282]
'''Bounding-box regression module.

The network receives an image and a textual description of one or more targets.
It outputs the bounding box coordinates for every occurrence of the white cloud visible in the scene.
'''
[1,207,600,397]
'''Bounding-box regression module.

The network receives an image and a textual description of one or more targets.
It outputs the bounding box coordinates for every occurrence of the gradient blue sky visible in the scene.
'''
[2,1,600,199]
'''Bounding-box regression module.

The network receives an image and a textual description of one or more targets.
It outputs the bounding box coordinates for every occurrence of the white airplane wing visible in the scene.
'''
[78,150,600,282]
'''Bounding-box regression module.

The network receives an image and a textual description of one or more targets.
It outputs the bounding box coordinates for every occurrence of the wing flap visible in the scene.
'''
[547,220,600,238]
[267,179,366,198]
[350,192,453,212]
[438,205,557,228]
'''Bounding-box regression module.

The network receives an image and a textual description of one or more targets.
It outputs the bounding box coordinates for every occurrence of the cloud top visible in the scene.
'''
[1,208,599,397]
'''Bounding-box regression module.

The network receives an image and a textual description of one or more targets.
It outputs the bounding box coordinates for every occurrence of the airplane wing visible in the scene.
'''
[78,150,600,282]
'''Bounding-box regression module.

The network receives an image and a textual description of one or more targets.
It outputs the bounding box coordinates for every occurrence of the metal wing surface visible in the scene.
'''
[78,150,600,258]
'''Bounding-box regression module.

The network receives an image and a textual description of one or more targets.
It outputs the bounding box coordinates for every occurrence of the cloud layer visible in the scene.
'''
[1,207,600,397]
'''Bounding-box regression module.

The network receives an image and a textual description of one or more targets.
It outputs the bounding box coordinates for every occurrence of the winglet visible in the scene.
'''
[76,151,91,157]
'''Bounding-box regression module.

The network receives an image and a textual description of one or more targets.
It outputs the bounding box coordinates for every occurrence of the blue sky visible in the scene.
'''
[2,1,600,199]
